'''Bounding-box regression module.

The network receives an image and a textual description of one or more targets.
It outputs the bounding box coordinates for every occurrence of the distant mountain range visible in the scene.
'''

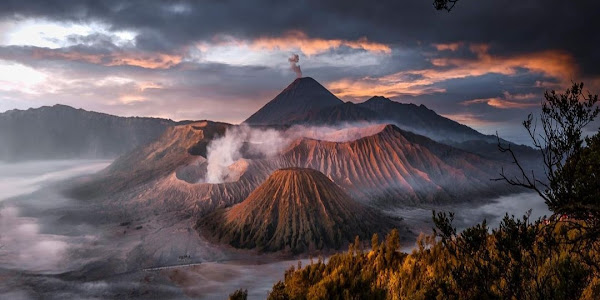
[0,105,176,161]
[245,77,539,162]
[245,77,497,144]
[1,77,534,162]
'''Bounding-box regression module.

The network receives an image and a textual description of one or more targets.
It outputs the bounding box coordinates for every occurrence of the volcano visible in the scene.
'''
[244,77,343,125]
[243,78,505,146]
[198,168,400,253]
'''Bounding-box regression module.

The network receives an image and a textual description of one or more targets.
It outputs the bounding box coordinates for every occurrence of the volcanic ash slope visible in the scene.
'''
[198,168,403,254]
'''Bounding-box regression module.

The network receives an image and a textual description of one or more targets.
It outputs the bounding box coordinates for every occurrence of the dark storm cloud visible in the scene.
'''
[0,0,598,144]
[0,0,598,74]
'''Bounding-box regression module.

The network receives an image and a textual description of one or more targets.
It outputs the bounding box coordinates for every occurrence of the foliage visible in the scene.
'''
[433,0,460,12]
[229,288,248,300]
[497,82,599,224]
[267,215,600,300]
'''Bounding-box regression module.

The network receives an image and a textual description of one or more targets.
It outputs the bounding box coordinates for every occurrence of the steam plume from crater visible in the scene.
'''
[288,54,302,78]
[204,125,290,183]
[203,123,389,183]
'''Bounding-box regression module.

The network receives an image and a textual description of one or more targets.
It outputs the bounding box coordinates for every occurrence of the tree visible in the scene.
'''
[228,288,248,300]
[496,82,599,222]
[433,0,460,12]
[267,282,289,300]
[371,233,379,252]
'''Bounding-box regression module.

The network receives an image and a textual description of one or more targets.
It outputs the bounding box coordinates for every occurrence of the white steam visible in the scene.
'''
[204,125,291,183]
[203,123,388,183]
[288,54,302,78]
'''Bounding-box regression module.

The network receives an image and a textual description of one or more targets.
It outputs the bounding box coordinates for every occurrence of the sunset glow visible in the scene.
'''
[1,2,600,298]
[0,1,598,140]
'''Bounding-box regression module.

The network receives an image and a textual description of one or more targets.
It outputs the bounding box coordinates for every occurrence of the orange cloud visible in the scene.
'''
[461,92,538,109]
[203,31,392,56]
[252,31,391,55]
[31,48,182,69]
[433,42,462,51]
[328,77,445,100]
[328,45,577,100]
[104,53,182,69]
[119,94,147,104]
[441,113,501,127]
[436,47,576,82]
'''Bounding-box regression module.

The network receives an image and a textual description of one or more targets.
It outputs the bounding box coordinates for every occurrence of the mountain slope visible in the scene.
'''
[294,101,380,124]
[280,124,512,205]
[198,168,401,253]
[357,96,495,143]
[244,77,343,125]
[243,76,504,145]
[0,104,175,161]
[72,122,517,215]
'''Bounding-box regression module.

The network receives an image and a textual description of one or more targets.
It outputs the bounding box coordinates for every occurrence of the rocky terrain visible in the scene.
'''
[198,168,403,253]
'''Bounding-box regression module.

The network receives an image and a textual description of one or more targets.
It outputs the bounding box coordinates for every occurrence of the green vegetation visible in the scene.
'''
[261,83,600,299]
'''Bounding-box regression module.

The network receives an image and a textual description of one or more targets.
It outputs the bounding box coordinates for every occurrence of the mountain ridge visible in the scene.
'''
[243,77,511,145]
[0,104,178,161]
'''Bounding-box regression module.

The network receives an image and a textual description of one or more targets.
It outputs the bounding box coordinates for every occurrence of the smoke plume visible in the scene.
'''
[288,54,302,78]
[204,125,290,183]
[203,123,389,183]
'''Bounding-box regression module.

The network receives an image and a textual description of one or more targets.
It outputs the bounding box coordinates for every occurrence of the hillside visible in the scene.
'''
[357,96,495,143]
[71,123,517,218]
[0,104,175,161]
[244,77,343,125]
[281,124,512,205]
[198,168,402,253]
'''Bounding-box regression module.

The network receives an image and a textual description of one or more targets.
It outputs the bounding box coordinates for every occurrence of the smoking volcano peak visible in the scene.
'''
[244,77,343,125]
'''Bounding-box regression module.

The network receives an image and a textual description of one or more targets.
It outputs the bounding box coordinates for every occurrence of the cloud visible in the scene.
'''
[433,42,462,51]
[0,0,598,144]
[249,30,391,56]
[461,91,538,109]
[0,60,47,94]
[0,1,597,74]
[326,45,577,101]
[28,47,183,69]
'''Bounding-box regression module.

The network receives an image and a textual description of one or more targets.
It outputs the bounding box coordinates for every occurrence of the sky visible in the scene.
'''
[0,0,599,145]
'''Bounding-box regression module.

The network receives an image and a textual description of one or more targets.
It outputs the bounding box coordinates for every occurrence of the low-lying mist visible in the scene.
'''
[0,160,111,274]
[0,160,112,202]
[0,206,70,272]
